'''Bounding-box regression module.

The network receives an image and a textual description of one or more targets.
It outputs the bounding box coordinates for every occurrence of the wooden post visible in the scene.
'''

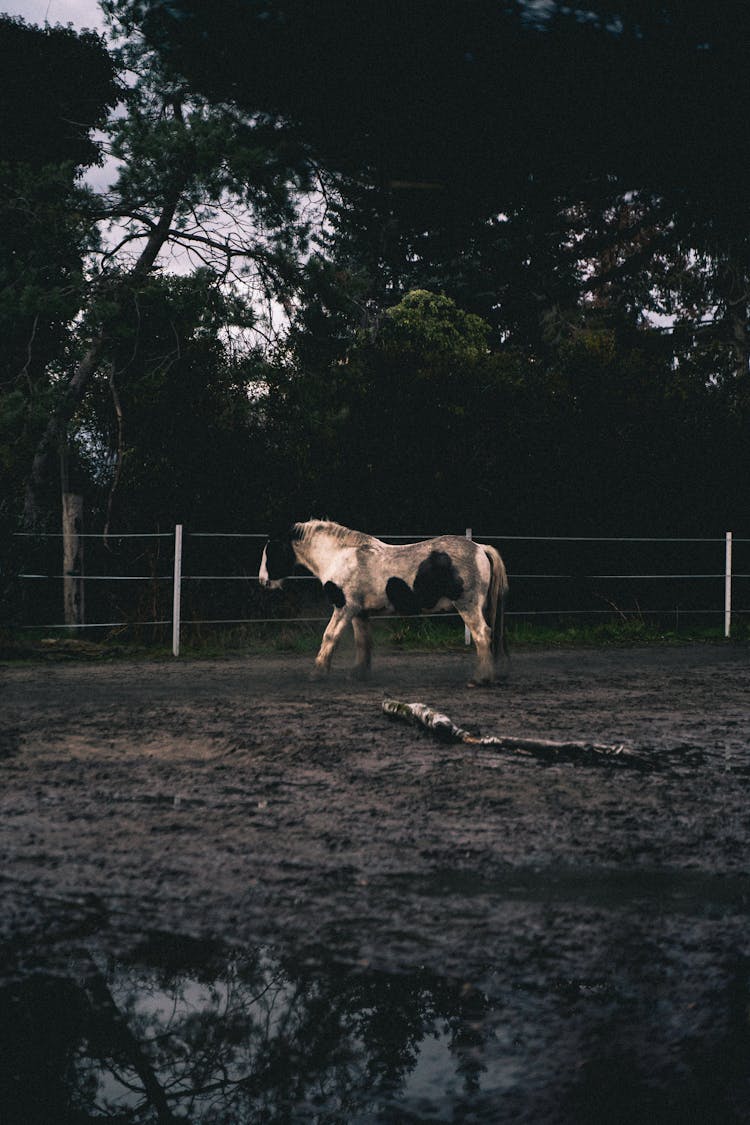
[172,524,183,657]
[62,493,85,629]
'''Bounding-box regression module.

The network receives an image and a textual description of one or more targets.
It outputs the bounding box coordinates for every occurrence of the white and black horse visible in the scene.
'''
[259,520,509,683]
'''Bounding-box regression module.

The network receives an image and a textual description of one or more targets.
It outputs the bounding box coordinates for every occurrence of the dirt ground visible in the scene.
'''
[1,643,750,1123]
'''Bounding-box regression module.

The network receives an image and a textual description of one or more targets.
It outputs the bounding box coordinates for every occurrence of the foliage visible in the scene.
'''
[135,0,750,385]
[9,2,317,530]
[80,271,269,532]
[0,15,118,169]
[380,290,490,359]
[0,17,119,533]
[3,3,750,637]
[262,289,507,529]
[262,285,749,542]
[137,2,750,207]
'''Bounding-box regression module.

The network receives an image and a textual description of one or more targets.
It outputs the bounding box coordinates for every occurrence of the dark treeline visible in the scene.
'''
[2,2,749,625]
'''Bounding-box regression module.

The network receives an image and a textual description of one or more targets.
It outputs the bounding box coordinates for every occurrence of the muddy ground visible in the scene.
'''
[1,643,749,1123]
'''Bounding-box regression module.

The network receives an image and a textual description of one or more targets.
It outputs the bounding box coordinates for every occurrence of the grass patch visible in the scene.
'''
[506,618,741,647]
[0,630,170,662]
[374,617,466,649]
[0,615,745,663]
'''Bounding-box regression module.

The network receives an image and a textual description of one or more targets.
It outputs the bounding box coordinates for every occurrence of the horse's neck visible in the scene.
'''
[293,533,335,578]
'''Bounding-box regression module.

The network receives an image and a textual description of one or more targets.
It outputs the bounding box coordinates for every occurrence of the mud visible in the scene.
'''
[1,644,749,1122]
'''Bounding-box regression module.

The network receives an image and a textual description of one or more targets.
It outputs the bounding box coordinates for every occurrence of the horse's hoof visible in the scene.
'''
[466,678,494,689]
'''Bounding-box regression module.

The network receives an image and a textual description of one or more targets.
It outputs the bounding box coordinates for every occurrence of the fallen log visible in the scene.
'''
[381,697,649,767]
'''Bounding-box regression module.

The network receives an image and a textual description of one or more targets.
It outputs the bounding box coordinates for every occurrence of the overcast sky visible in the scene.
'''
[1,0,104,29]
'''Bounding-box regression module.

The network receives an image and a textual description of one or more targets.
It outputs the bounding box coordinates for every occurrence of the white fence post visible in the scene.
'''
[172,524,183,657]
[465,527,472,644]
[724,530,733,639]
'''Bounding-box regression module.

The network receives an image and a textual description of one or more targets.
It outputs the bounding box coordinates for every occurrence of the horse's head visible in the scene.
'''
[258,527,298,589]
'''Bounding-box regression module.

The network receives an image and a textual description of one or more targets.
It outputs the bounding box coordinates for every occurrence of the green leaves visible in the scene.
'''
[0,15,118,170]
[380,290,491,363]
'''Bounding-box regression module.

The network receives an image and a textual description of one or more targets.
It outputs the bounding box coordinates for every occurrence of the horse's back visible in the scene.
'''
[323,532,497,615]
[365,535,492,614]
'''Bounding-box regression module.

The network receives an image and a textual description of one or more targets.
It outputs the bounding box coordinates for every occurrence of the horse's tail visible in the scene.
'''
[479,543,509,666]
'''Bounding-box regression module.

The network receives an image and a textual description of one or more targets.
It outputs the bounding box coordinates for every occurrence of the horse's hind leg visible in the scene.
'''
[351,615,372,679]
[459,605,495,685]
[313,607,349,676]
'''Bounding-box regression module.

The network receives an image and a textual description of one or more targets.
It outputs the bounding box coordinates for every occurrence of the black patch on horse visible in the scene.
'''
[413,551,464,608]
[324,580,346,608]
[386,576,419,614]
[387,552,464,614]
[264,532,297,580]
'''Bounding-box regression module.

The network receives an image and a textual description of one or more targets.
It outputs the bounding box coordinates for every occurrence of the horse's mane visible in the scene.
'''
[294,519,377,548]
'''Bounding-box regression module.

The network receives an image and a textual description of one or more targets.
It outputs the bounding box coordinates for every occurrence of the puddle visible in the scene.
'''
[2,929,750,1123]
[0,935,506,1124]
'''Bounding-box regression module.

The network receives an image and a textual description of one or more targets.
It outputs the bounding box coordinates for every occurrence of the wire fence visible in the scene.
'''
[5,526,748,653]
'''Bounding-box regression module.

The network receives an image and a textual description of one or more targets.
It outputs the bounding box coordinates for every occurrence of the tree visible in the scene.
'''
[137,1,750,222]
[0,17,119,526]
[6,0,750,568]
[81,271,266,533]
[263,289,523,529]
[18,2,313,530]
[134,1,750,381]
[2,945,490,1122]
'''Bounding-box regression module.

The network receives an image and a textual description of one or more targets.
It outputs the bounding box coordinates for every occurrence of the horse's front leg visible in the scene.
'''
[313,607,350,676]
[351,614,372,679]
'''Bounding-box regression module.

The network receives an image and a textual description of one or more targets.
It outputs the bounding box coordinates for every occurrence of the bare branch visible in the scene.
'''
[17,313,40,393]
[103,362,124,547]
[99,228,152,269]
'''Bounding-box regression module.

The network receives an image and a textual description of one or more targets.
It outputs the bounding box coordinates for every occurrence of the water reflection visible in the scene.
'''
[2,932,750,1123]
[0,934,492,1124]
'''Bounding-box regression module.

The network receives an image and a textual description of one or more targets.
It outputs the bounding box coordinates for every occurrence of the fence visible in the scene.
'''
[8,527,748,655]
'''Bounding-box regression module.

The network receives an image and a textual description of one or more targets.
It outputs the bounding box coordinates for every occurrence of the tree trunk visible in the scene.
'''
[24,332,106,529]
[62,492,84,629]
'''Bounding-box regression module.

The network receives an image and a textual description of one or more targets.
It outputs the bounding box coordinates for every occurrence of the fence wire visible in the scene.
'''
[7,527,746,638]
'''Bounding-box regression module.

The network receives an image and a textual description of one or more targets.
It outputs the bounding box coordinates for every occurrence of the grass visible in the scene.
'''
[506,617,742,647]
[1,614,745,663]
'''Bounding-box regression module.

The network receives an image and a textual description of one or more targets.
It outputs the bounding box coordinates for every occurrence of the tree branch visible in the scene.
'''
[17,313,40,393]
[382,697,650,767]
[103,361,124,547]
[83,959,182,1125]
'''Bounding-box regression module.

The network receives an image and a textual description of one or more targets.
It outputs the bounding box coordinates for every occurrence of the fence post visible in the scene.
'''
[62,492,85,630]
[724,530,733,639]
[172,524,183,657]
[465,527,472,644]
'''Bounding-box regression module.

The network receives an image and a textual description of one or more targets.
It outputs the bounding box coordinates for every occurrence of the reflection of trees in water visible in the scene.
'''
[0,934,491,1123]
[4,932,750,1123]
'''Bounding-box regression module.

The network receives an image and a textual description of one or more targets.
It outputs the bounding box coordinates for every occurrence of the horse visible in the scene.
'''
[259,520,509,684]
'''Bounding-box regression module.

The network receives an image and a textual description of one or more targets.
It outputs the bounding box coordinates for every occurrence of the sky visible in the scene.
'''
[1,0,105,29]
